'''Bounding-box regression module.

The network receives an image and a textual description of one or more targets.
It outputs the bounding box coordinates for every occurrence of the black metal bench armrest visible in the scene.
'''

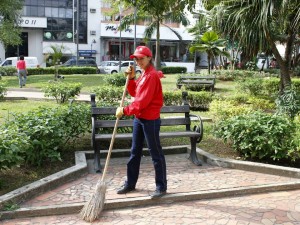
[91,117,96,148]
[189,114,203,143]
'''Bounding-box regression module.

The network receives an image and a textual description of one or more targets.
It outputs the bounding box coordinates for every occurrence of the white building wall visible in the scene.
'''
[0,44,5,63]
[25,29,44,67]
[87,0,101,65]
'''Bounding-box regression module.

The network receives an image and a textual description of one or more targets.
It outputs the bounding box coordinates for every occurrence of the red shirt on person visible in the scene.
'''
[123,64,163,120]
[16,60,26,70]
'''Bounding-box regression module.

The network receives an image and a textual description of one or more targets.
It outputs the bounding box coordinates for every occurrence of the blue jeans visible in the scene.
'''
[125,118,167,191]
[18,70,27,87]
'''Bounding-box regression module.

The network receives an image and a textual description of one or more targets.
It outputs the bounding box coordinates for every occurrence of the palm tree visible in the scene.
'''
[189,31,230,74]
[114,0,196,70]
[46,44,69,66]
[209,0,300,91]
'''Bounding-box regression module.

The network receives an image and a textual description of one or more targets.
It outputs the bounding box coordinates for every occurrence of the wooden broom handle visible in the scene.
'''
[101,75,130,180]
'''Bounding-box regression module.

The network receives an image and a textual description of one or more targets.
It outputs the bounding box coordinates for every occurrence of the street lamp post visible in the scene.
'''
[91,39,96,51]
[133,0,137,71]
[76,0,79,66]
[118,5,123,72]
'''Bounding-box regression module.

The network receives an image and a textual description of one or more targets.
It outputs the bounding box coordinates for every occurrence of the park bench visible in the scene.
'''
[177,75,216,92]
[90,92,204,173]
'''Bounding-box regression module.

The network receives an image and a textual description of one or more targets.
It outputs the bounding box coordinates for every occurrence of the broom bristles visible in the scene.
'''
[80,181,107,222]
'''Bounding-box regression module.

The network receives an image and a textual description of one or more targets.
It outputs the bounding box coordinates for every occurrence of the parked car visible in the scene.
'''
[120,61,142,75]
[98,61,119,74]
[61,58,100,73]
[0,56,39,68]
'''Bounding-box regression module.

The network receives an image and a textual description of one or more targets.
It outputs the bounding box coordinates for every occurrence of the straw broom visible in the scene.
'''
[80,74,130,222]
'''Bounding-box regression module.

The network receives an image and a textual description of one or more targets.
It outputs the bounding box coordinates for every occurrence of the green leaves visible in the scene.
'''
[0,103,91,168]
[216,111,298,161]
[0,0,23,46]
[43,81,82,104]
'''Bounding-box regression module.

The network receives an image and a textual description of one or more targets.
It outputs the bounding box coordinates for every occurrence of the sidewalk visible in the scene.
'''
[5,88,91,102]
[2,89,300,224]
[1,147,300,224]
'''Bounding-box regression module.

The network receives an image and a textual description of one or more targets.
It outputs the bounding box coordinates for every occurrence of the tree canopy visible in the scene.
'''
[0,0,23,47]
[210,0,300,90]
[109,0,196,69]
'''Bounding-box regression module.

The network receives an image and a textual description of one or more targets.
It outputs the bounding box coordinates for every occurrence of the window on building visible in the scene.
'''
[23,0,87,43]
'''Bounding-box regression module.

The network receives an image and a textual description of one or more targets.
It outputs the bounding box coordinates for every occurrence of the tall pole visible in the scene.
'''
[76,0,79,66]
[118,6,122,72]
[134,2,137,50]
[133,0,137,70]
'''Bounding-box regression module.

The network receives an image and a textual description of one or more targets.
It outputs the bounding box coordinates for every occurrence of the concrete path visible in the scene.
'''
[2,89,300,224]
[5,88,90,102]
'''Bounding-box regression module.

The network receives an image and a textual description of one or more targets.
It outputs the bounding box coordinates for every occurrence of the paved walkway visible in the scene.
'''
[2,152,300,225]
[5,88,90,101]
[2,89,300,224]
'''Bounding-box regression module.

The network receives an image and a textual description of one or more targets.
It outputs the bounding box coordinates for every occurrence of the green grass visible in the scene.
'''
[0,100,58,124]
[2,74,106,92]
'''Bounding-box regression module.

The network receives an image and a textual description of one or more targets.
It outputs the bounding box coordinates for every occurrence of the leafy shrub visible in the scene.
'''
[209,99,253,122]
[294,115,300,150]
[27,67,97,75]
[161,66,187,74]
[0,80,7,100]
[262,77,280,97]
[237,77,264,96]
[92,85,128,104]
[103,73,126,86]
[247,97,276,111]
[0,67,17,76]
[275,87,300,119]
[0,125,30,170]
[224,93,249,104]
[6,103,90,167]
[215,112,298,161]
[188,91,213,110]
[43,81,82,103]
[211,70,261,81]
[163,91,184,106]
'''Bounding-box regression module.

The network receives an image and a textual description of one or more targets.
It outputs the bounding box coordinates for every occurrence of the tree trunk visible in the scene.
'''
[265,30,293,92]
[155,20,161,70]
[208,54,211,74]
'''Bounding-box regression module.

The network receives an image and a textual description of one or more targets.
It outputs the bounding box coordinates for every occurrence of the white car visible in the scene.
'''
[98,61,119,74]
[120,61,142,75]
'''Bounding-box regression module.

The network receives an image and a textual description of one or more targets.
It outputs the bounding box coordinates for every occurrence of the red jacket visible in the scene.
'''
[123,64,163,120]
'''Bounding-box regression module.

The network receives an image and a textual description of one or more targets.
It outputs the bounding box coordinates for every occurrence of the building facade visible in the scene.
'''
[0,0,196,68]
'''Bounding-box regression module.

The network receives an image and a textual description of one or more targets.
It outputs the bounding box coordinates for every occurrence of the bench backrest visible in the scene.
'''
[91,92,192,131]
[179,75,216,80]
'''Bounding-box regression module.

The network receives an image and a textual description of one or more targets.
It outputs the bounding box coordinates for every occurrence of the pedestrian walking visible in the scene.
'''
[115,46,167,198]
[16,55,28,88]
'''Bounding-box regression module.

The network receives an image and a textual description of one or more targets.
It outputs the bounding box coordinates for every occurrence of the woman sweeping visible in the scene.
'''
[115,45,167,198]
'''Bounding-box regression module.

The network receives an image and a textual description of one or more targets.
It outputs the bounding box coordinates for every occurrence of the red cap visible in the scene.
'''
[130,46,152,59]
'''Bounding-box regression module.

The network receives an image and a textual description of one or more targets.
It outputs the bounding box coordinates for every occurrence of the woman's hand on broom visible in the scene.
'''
[116,107,124,118]
[124,65,135,80]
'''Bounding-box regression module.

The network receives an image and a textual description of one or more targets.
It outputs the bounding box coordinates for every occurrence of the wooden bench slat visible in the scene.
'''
[94,118,191,128]
[95,131,201,141]
[181,80,214,84]
[92,105,191,115]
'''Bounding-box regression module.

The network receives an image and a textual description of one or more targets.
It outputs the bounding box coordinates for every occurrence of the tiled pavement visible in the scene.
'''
[2,152,300,224]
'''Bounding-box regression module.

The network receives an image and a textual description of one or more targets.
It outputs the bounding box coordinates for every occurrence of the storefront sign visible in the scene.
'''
[79,50,96,56]
[105,25,133,33]
[21,17,47,28]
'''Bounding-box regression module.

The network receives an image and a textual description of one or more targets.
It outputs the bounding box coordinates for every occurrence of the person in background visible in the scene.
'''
[16,55,28,88]
[115,46,167,199]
